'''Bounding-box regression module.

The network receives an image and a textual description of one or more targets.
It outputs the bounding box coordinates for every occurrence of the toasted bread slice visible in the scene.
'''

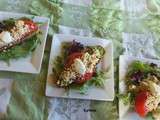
[56,44,105,87]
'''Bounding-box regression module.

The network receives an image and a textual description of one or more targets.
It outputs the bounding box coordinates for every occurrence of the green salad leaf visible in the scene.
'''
[146,112,155,120]
[72,83,89,95]
[127,61,151,75]
[0,33,41,63]
[71,70,107,94]
[88,70,107,87]
[127,61,160,81]
[117,92,135,105]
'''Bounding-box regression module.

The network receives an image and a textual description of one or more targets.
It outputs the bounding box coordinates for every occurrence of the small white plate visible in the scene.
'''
[119,55,160,120]
[46,34,114,101]
[0,11,49,74]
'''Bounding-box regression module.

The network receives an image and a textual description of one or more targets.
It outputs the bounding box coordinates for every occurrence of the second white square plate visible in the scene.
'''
[46,34,114,101]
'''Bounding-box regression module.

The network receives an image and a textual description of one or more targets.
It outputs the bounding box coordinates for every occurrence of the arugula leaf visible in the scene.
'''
[70,70,107,94]
[117,93,133,105]
[88,70,106,87]
[71,83,90,95]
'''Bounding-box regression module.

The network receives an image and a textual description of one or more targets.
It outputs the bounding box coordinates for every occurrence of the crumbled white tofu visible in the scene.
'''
[57,69,76,86]
[82,51,100,73]
[140,80,160,112]
[16,20,24,28]
[139,79,160,97]
[73,58,86,75]
[150,82,160,96]
[145,95,160,112]
[10,20,30,40]
[0,31,14,44]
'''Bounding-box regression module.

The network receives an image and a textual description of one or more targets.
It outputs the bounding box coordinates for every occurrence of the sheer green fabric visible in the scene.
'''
[0,0,160,120]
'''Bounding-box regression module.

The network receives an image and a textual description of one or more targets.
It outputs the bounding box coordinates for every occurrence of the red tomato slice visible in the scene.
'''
[83,72,93,81]
[65,52,83,67]
[24,20,38,31]
[135,91,150,117]
[74,72,93,84]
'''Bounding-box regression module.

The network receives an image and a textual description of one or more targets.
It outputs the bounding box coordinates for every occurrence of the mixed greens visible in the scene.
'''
[0,33,41,63]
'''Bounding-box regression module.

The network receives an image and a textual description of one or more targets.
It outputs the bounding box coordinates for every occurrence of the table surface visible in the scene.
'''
[0,0,160,120]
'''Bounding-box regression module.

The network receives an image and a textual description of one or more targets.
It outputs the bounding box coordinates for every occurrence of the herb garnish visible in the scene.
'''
[70,70,107,94]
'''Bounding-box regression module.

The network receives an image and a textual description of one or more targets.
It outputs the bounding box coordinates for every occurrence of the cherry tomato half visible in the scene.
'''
[74,72,93,84]
[65,52,83,67]
[24,20,38,31]
[135,91,150,117]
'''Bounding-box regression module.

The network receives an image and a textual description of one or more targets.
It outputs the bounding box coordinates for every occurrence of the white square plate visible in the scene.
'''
[46,34,114,101]
[0,11,49,74]
[119,55,160,120]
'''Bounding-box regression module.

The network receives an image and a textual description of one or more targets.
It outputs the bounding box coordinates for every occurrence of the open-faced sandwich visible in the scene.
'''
[52,40,106,93]
[121,61,160,120]
[0,17,40,61]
